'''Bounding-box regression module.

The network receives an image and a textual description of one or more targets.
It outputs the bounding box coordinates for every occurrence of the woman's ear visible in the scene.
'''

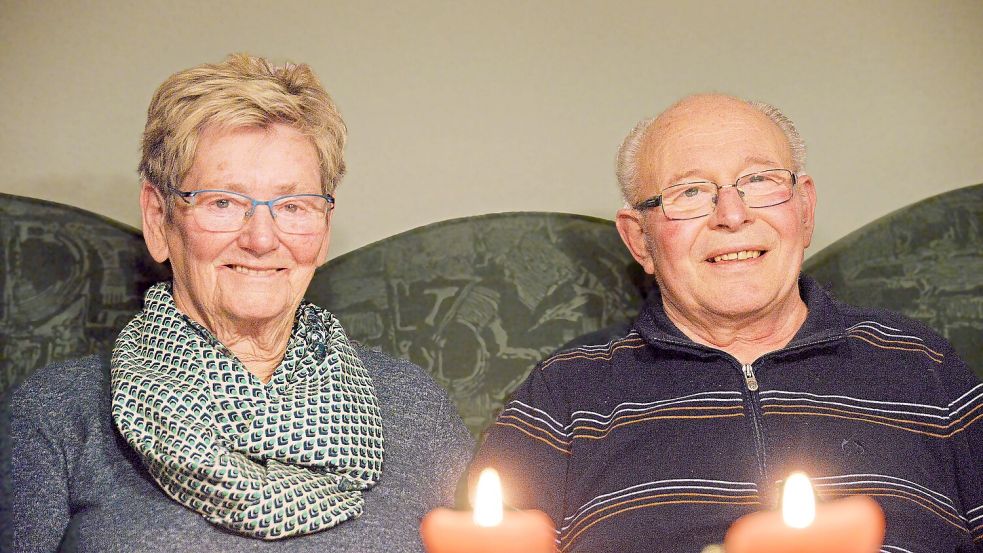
[140,181,171,263]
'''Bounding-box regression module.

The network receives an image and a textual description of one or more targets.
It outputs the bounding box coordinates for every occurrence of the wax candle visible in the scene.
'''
[724,472,885,553]
[420,468,556,553]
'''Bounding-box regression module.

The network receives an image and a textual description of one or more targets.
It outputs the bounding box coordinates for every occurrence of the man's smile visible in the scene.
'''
[705,248,767,264]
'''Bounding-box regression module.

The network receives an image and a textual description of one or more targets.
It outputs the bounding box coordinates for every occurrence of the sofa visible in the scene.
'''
[1,184,980,436]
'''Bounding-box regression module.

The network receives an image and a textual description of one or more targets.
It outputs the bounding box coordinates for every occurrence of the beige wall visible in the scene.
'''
[2,0,982,259]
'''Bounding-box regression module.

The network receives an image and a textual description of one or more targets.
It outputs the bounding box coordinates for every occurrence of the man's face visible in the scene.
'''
[616,97,816,322]
[142,123,331,332]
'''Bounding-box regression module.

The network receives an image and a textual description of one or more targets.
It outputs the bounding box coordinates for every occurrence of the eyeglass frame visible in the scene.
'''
[166,185,336,233]
[632,168,799,221]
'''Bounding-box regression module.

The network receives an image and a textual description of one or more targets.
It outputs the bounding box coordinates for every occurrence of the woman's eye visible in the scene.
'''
[214,199,231,209]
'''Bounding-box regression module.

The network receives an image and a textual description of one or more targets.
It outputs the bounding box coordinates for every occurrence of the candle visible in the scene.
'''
[420,468,556,553]
[724,472,885,553]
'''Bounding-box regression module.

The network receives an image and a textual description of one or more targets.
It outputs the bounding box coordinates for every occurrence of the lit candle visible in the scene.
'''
[724,472,885,553]
[420,468,556,553]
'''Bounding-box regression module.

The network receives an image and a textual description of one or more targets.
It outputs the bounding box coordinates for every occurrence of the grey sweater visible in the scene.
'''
[1,348,474,552]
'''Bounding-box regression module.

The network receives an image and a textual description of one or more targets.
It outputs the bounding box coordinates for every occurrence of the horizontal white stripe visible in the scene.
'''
[760,396,949,421]
[848,320,923,340]
[813,474,957,512]
[571,391,743,421]
[554,331,642,353]
[562,478,757,528]
[763,389,947,412]
[546,333,643,356]
[881,545,915,553]
[949,382,983,409]
[502,400,569,437]
[571,397,744,429]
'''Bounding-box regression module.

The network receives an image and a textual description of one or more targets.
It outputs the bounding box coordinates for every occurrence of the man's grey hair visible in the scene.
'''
[615,97,807,203]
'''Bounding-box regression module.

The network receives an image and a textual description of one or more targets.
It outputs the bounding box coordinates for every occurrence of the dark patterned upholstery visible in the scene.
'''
[307,213,647,434]
[0,196,646,435]
[2,185,980,436]
[0,193,170,395]
[803,183,982,377]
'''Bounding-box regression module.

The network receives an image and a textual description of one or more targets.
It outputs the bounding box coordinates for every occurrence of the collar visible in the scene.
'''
[634,273,846,356]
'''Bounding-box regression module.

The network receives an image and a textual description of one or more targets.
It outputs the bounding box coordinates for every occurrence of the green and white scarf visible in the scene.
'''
[111,283,384,540]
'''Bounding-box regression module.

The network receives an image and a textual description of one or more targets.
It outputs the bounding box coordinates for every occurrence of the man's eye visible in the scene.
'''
[282,203,300,213]
[682,187,702,198]
[213,199,231,209]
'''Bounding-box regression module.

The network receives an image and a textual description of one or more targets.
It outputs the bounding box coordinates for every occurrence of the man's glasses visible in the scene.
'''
[168,187,335,234]
[634,169,798,220]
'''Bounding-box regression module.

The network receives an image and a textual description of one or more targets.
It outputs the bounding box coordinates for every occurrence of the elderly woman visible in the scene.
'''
[4,54,473,552]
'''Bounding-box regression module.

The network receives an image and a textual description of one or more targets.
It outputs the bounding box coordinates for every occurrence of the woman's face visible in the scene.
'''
[142,123,331,332]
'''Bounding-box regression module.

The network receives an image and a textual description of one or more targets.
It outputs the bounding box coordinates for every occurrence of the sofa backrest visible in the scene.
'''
[3,185,981,436]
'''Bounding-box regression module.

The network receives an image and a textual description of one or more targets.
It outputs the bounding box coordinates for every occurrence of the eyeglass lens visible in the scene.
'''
[661,170,794,219]
[188,191,331,234]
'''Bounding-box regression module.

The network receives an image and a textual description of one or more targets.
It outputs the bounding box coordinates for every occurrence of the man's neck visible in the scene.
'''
[662,294,809,365]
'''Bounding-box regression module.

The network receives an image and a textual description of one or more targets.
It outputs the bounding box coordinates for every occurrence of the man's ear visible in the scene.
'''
[140,181,171,263]
[796,174,817,249]
[615,207,656,275]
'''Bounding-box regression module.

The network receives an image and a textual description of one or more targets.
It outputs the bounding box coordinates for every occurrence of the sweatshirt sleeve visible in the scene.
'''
[425,389,475,510]
[940,345,983,550]
[1,385,72,553]
[470,361,571,527]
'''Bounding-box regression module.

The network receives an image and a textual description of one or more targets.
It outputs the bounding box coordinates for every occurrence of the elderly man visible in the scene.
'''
[472,94,983,552]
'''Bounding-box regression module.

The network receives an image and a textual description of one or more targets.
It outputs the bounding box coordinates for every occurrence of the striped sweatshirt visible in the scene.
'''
[473,275,983,553]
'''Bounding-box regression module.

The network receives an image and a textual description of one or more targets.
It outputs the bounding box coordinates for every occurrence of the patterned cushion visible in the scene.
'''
[3,185,980,434]
[306,212,646,435]
[0,193,170,395]
[803,183,983,378]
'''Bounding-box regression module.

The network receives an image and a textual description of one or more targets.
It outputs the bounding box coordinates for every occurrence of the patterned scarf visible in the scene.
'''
[111,283,384,540]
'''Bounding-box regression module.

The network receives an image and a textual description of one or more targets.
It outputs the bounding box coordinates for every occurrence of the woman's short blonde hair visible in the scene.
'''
[139,53,347,199]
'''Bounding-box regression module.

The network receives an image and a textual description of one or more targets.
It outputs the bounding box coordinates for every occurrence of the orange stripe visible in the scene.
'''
[824,488,968,533]
[540,341,648,371]
[561,497,759,552]
[763,409,983,439]
[826,486,965,527]
[497,415,570,449]
[763,404,947,430]
[850,329,944,359]
[765,400,983,432]
[494,421,571,455]
[573,412,745,441]
[563,491,758,540]
[847,335,943,364]
[573,405,745,435]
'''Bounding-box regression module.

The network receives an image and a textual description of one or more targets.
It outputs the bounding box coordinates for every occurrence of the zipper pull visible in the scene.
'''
[742,364,759,391]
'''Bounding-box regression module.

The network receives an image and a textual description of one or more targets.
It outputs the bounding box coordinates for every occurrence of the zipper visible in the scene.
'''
[738,360,767,484]
[741,363,759,391]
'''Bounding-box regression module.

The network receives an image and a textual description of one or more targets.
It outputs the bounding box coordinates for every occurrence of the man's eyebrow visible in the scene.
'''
[742,155,782,169]
[665,169,709,185]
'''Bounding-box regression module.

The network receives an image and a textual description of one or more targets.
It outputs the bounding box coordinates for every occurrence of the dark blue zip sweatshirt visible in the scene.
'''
[473,275,983,552]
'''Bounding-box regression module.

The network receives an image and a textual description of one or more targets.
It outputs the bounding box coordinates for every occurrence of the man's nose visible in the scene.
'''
[709,185,752,230]
[237,204,279,253]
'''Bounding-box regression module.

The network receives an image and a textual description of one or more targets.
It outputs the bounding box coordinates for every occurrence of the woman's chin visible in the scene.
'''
[218,295,296,329]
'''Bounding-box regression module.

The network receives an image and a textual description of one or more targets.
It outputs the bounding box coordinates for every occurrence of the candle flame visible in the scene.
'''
[781,472,816,528]
[473,468,504,527]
